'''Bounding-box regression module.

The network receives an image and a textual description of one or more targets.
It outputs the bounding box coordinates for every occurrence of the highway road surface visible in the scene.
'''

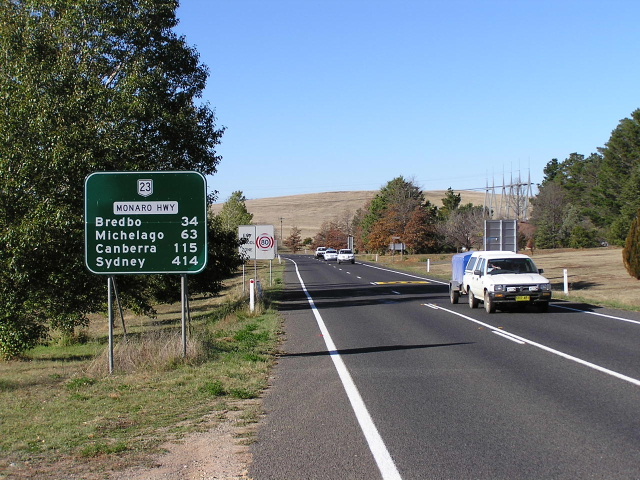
[249,254,640,480]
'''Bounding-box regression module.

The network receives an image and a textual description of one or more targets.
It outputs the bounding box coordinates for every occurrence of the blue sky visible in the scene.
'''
[174,0,640,202]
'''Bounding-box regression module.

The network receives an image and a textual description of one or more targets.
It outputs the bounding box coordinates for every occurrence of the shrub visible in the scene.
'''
[623,209,640,279]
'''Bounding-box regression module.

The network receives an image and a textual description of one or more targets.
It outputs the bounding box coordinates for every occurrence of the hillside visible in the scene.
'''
[210,189,488,241]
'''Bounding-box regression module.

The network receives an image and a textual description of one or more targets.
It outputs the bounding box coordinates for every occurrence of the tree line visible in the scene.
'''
[532,108,640,249]
[288,177,487,254]
[285,108,640,257]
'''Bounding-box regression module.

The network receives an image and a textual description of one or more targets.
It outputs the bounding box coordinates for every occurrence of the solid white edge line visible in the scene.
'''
[289,258,403,480]
[553,304,640,325]
[430,304,640,387]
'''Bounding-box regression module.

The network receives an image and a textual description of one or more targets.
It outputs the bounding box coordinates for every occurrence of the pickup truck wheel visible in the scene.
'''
[484,292,496,313]
[450,288,460,304]
[468,290,479,309]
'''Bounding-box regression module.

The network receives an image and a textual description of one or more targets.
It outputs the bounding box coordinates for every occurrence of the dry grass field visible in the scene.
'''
[210,189,489,241]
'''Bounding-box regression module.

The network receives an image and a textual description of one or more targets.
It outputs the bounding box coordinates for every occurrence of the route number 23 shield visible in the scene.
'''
[138,179,153,197]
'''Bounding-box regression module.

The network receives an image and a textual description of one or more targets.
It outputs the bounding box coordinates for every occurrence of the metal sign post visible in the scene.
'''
[181,274,187,357]
[108,276,115,374]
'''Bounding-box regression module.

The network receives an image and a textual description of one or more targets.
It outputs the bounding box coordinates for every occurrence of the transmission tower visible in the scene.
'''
[483,170,533,220]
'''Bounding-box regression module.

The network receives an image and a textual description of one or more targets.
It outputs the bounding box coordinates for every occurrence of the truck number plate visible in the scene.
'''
[516,295,531,301]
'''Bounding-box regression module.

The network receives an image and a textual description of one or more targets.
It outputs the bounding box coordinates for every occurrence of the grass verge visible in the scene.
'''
[0,263,284,479]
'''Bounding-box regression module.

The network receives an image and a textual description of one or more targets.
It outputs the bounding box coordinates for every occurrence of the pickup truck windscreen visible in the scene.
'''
[487,258,538,274]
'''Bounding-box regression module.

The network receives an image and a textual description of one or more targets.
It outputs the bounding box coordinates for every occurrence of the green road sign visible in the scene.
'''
[85,172,208,274]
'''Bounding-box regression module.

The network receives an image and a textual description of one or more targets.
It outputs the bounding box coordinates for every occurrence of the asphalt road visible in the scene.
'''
[249,255,640,480]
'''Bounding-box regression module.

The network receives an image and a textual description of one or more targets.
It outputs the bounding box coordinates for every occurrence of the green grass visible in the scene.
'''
[0,265,284,476]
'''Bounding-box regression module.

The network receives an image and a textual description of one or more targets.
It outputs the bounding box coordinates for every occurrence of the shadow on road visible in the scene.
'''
[279,342,473,358]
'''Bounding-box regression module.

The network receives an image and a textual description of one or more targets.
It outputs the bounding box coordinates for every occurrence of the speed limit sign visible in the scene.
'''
[238,225,276,260]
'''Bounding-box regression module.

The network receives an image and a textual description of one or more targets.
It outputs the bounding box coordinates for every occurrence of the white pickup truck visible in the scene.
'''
[461,251,552,313]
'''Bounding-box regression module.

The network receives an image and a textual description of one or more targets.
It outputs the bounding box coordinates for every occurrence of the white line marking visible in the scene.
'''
[391,291,401,295]
[360,262,448,285]
[492,330,526,344]
[426,304,640,387]
[289,258,402,480]
[553,304,640,325]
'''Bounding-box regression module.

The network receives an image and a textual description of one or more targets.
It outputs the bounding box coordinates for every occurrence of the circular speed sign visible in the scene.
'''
[257,234,275,250]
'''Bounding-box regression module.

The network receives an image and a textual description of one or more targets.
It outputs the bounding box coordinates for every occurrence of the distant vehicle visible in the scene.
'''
[459,251,552,313]
[337,249,355,264]
[315,247,327,259]
[323,248,338,261]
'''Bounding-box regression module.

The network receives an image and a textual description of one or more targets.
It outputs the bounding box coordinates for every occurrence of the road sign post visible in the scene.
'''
[85,171,208,370]
[238,225,276,287]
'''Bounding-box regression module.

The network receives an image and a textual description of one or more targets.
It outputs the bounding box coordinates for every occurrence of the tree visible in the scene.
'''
[354,176,424,251]
[217,191,253,232]
[437,206,485,251]
[0,0,225,358]
[623,209,640,279]
[313,220,347,249]
[530,182,569,249]
[439,187,462,220]
[284,226,303,253]
[592,109,640,243]
[403,202,440,253]
[367,211,401,253]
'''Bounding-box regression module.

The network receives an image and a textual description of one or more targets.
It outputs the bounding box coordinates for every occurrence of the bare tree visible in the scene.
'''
[438,206,486,251]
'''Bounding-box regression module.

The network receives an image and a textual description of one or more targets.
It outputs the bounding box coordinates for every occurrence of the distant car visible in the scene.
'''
[323,248,338,261]
[337,249,355,264]
[315,247,327,259]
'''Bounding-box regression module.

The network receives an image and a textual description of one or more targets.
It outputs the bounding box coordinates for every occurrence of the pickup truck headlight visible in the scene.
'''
[493,284,505,292]
[539,283,551,291]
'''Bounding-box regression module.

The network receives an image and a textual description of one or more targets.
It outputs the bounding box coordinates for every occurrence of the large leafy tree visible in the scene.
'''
[0,0,226,358]
[355,176,424,251]
[403,201,440,253]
